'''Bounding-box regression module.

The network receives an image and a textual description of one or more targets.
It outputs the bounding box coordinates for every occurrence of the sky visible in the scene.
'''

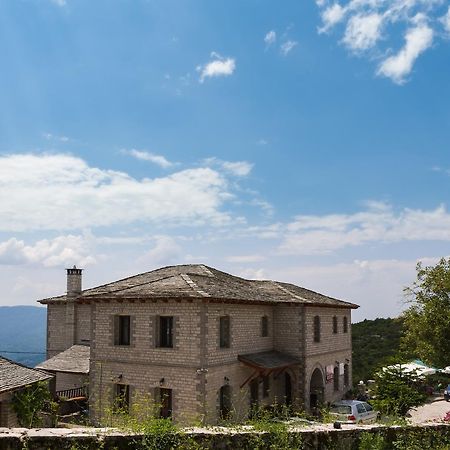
[1,0,450,321]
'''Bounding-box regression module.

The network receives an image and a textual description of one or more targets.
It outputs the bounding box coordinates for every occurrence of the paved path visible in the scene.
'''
[408,398,450,424]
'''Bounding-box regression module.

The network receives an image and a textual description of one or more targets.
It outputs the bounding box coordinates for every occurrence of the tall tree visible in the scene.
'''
[401,258,450,368]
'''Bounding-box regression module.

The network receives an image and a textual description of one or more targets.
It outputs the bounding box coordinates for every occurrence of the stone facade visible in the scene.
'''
[40,264,358,424]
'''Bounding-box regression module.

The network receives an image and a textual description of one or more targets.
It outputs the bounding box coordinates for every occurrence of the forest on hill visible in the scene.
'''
[352,317,403,383]
[0,306,46,367]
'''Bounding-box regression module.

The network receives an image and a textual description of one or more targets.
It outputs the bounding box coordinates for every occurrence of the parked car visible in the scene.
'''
[444,384,450,401]
[329,400,378,424]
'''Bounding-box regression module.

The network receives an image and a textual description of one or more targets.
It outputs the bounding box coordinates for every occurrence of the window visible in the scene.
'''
[261,316,269,337]
[332,316,338,334]
[343,316,348,334]
[159,316,173,348]
[158,388,172,419]
[313,315,321,342]
[113,384,129,413]
[114,315,130,346]
[344,364,349,386]
[262,376,270,398]
[356,403,366,414]
[333,366,339,391]
[219,315,230,348]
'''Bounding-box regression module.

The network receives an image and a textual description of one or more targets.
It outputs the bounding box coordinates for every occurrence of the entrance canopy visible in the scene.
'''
[238,351,300,388]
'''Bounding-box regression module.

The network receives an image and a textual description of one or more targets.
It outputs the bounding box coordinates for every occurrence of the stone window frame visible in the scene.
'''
[332,316,338,334]
[154,315,178,349]
[313,315,321,343]
[343,316,348,334]
[219,315,231,349]
[112,315,135,347]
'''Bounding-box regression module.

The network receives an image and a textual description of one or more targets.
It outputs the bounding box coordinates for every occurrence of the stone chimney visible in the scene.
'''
[67,265,83,296]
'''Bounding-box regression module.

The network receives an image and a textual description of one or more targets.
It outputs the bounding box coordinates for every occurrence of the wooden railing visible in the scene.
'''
[56,386,88,399]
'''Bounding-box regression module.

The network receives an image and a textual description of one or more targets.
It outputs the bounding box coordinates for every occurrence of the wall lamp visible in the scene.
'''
[159,378,165,386]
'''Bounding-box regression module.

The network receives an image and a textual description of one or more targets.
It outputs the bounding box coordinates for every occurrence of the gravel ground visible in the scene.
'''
[408,397,450,424]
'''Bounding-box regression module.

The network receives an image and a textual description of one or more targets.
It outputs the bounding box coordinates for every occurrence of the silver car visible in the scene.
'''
[329,400,378,424]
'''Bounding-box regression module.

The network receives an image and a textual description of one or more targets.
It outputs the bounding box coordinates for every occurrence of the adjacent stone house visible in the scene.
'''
[0,357,53,427]
[38,264,358,424]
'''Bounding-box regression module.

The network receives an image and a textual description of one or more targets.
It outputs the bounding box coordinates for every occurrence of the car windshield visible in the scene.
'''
[330,404,352,414]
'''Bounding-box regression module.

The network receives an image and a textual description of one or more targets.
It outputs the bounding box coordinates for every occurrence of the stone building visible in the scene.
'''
[38,264,358,424]
[0,357,53,427]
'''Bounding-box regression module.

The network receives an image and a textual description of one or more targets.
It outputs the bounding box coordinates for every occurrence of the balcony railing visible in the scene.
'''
[56,386,88,399]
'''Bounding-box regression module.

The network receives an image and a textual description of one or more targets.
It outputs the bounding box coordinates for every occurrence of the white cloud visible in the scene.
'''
[139,236,182,266]
[441,7,450,34]
[316,0,443,83]
[280,40,298,56]
[225,255,266,263]
[279,203,450,255]
[221,161,253,177]
[203,157,253,177]
[123,149,173,168]
[0,153,237,231]
[264,30,277,46]
[0,235,95,267]
[50,0,66,6]
[377,23,433,84]
[319,3,346,33]
[197,52,236,83]
[43,132,70,143]
[343,13,384,51]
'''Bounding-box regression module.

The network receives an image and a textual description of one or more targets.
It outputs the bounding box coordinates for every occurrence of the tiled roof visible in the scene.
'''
[0,357,53,394]
[35,345,90,374]
[38,264,358,309]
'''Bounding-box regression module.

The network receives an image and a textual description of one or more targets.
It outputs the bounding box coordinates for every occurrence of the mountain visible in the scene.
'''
[0,306,46,367]
[352,317,404,383]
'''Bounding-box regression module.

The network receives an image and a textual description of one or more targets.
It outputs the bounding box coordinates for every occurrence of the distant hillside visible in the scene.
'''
[0,306,46,367]
[352,317,403,383]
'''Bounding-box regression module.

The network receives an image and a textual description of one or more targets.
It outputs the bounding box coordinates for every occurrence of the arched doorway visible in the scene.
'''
[309,368,324,409]
[219,385,232,420]
[285,372,292,406]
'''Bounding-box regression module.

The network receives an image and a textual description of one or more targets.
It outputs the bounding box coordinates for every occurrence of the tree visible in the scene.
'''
[401,257,450,368]
[372,365,426,416]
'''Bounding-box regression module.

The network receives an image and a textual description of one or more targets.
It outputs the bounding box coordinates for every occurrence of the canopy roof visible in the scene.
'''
[36,345,90,374]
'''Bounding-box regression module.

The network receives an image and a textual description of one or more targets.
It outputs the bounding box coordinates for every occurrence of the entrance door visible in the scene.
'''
[249,379,259,416]
[285,372,292,406]
[219,385,231,420]
[159,388,172,419]
[310,368,324,410]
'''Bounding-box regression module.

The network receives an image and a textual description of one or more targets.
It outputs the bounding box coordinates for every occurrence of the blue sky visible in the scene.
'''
[1,0,450,320]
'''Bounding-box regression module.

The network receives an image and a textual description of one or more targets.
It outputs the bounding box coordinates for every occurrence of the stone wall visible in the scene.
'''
[0,393,18,427]
[0,424,449,450]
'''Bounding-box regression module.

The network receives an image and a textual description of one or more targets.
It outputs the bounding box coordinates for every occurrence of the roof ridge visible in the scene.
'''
[271,281,310,302]
[180,274,211,297]
[83,274,188,297]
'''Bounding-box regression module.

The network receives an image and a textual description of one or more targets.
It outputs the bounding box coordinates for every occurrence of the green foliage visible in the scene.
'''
[371,365,426,416]
[352,317,404,382]
[401,257,450,368]
[11,381,57,428]
[358,432,387,450]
